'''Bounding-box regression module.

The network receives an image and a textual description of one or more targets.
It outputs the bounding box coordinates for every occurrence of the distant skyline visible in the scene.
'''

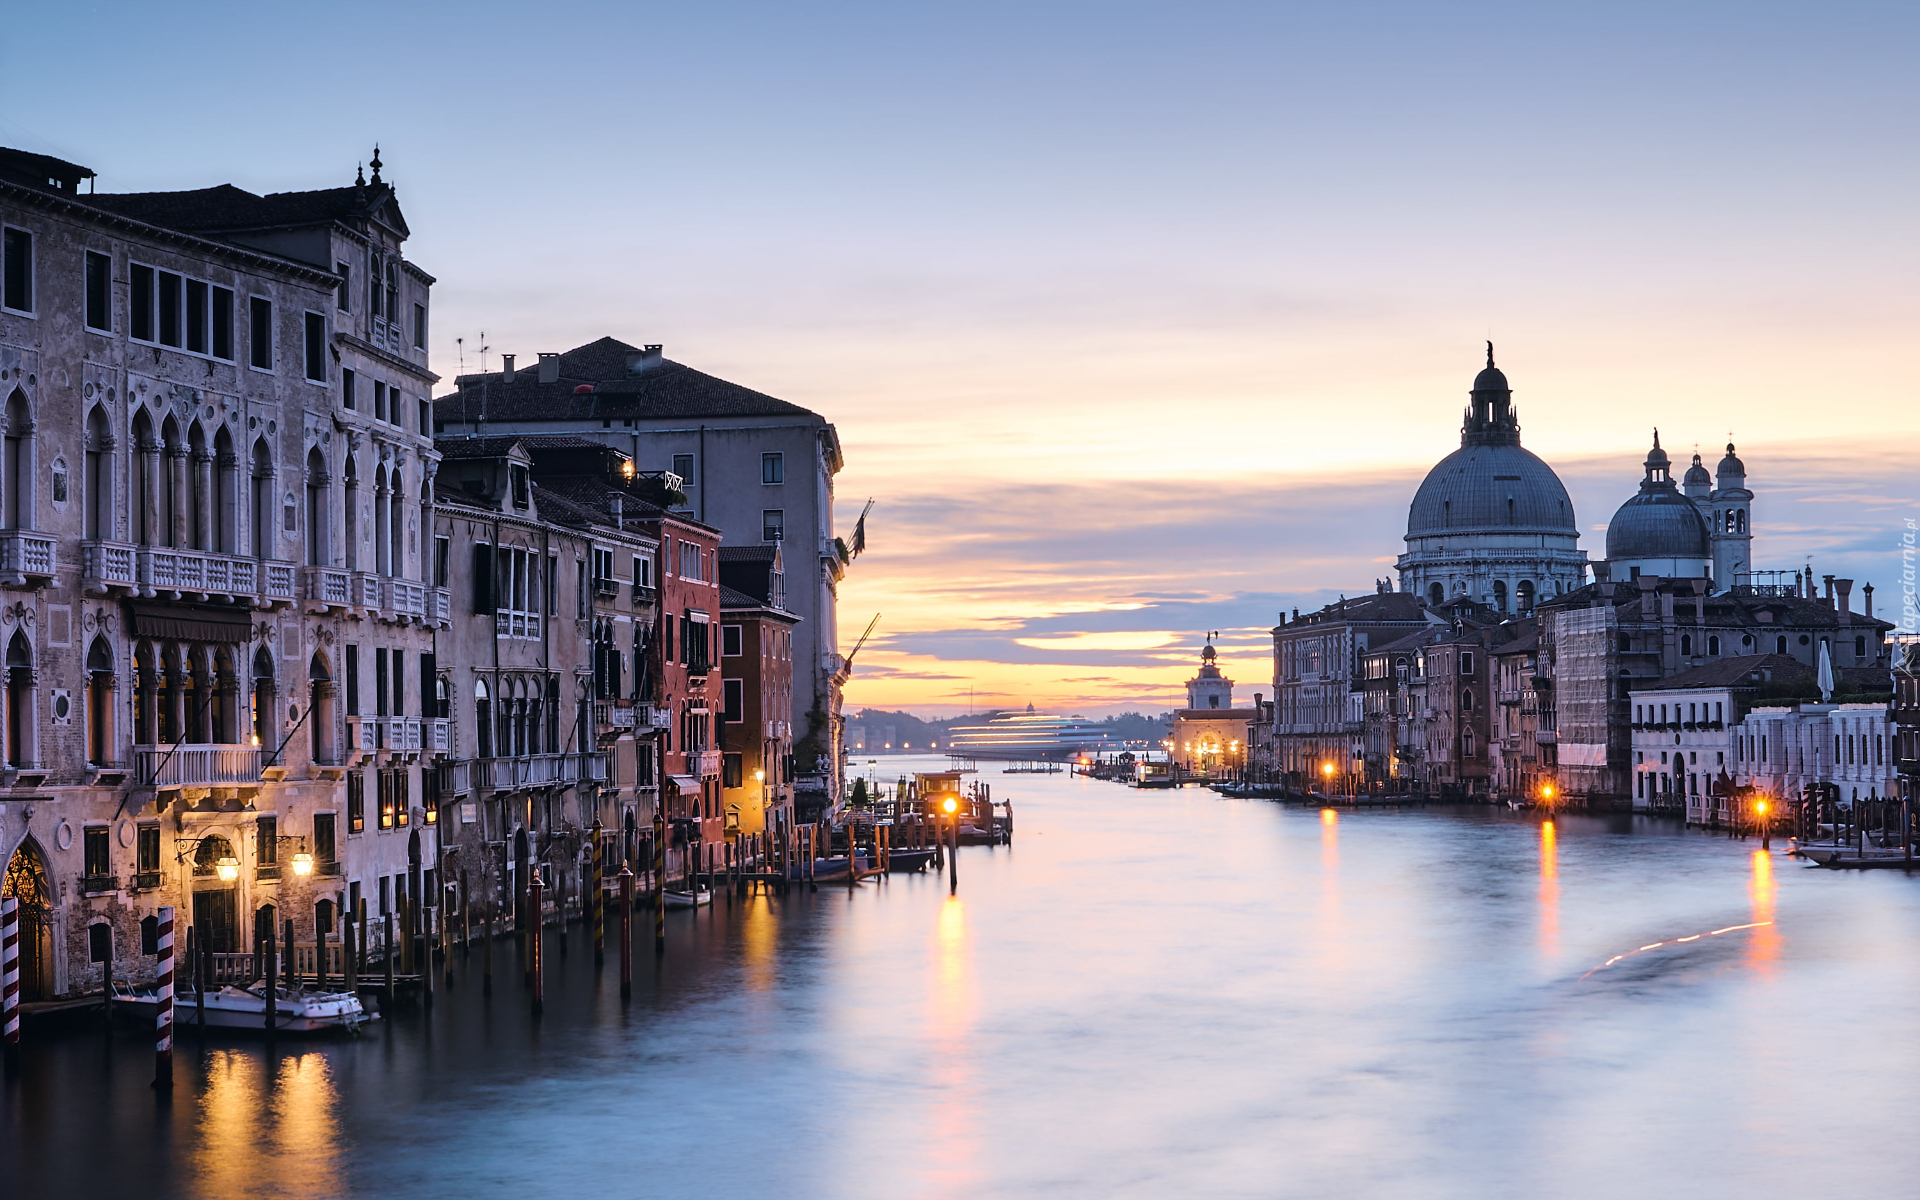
[6,0,1912,716]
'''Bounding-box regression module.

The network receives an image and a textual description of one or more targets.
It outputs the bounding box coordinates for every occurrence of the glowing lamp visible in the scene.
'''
[1322,763,1334,777]
[216,856,240,883]
[941,797,959,815]
[1755,801,1768,816]
[291,852,314,877]
[1541,783,1556,800]
[754,769,765,782]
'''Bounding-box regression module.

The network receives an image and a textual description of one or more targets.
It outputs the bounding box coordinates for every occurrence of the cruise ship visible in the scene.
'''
[945,707,1116,763]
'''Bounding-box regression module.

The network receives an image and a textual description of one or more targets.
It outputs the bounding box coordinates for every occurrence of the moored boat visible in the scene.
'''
[662,888,715,908]
[112,981,371,1034]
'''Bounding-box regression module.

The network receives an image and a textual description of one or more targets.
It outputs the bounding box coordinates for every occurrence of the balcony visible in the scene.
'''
[0,530,56,585]
[694,749,722,778]
[81,540,139,591]
[598,703,637,730]
[593,576,620,597]
[467,752,605,792]
[494,610,543,639]
[346,715,377,757]
[134,743,263,788]
[385,579,427,621]
[1498,690,1522,706]
[304,566,355,609]
[437,759,473,796]
[430,587,451,625]
[425,718,450,754]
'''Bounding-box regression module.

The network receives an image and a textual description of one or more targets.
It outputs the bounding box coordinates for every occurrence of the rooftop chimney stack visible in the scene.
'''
[1823,574,1835,609]
[1835,578,1853,616]
[502,354,515,384]
[625,344,665,377]
[537,353,560,384]
[1863,583,1874,621]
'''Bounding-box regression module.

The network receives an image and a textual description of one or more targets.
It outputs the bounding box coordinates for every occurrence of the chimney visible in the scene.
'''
[1823,574,1835,608]
[1863,582,1874,620]
[1835,578,1853,616]
[502,354,515,384]
[607,492,623,525]
[537,353,560,384]
[624,344,664,377]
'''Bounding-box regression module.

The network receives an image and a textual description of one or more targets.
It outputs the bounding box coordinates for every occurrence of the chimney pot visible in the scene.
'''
[537,352,560,385]
[502,353,515,384]
[1835,578,1853,616]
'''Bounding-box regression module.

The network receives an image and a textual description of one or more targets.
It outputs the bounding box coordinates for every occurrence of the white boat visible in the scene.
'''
[662,888,714,909]
[112,981,372,1034]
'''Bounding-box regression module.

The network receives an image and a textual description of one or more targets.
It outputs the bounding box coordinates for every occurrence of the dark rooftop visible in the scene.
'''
[436,337,820,424]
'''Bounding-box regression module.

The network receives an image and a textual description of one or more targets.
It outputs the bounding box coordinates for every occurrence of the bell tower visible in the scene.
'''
[1710,442,1752,589]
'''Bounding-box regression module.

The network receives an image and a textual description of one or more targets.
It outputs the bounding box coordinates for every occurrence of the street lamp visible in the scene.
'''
[291,852,315,877]
[1755,797,1771,850]
[215,856,240,883]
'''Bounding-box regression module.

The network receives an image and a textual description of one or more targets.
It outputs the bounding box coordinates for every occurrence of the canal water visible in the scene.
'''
[6,756,1920,1199]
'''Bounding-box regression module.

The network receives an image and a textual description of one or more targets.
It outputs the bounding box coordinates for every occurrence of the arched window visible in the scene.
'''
[84,406,112,542]
[250,439,274,559]
[1427,582,1444,606]
[1707,635,1720,656]
[157,645,180,746]
[211,646,236,744]
[1492,580,1508,613]
[1735,511,1745,534]
[342,453,359,571]
[182,647,207,744]
[1680,634,1692,656]
[309,652,335,764]
[474,679,493,758]
[187,423,210,550]
[305,447,329,568]
[251,646,275,747]
[160,415,185,547]
[387,462,405,579]
[132,411,157,546]
[5,630,33,767]
[213,426,237,554]
[1461,689,1474,711]
[373,464,391,576]
[86,636,114,765]
[1775,635,1787,654]
[1516,580,1536,612]
[4,389,32,532]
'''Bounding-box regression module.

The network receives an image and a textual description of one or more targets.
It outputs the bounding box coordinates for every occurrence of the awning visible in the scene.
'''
[668,775,702,792]
[130,601,253,644]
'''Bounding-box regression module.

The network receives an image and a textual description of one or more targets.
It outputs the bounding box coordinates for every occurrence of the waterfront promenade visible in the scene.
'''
[6,756,1920,1199]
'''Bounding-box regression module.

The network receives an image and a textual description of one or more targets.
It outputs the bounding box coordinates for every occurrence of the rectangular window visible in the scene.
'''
[313,813,337,864]
[378,772,396,830]
[723,678,744,723]
[342,368,356,410]
[722,624,742,657]
[249,297,274,369]
[157,271,182,346]
[2,228,32,312]
[130,264,154,340]
[373,381,386,423]
[680,541,702,581]
[304,311,327,381]
[413,302,426,348]
[672,453,694,487]
[375,648,389,717]
[472,544,493,613]
[347,772,366,834]
[84,251,111,330]
[396,771,410,827]
[419,398,431,433]
[336,262,351,311]
[762,509,784,542]
[185,279,209,353]
[761,452,784,484]
[257,816,278,866]
[434,536,450,585]
[345,644,360,716]
[83,826,110,877]
[136,825,160,874]
[211,287,234,360]
[576,560,588,619]
[723,752,743,788]
[392,650,405,718]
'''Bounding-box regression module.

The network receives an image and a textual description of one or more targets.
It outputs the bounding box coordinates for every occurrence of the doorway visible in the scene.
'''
[191,887,237,954]
[3,840,52,1000]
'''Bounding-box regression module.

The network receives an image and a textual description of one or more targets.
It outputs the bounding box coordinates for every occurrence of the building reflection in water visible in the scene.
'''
[193,1050,343,1199]
[1538,820,1559,959]
[1748,849,1779,972]
[924,896,978,1198]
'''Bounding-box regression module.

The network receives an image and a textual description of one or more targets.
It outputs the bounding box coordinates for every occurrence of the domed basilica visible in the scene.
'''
[1396,347,1588,612]
[1396,348,1757,605]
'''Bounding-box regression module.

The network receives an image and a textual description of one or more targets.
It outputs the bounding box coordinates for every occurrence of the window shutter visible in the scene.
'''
[472,544,493,613]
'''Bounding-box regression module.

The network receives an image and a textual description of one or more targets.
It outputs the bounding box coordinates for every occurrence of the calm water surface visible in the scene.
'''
[7,756,1920,1199]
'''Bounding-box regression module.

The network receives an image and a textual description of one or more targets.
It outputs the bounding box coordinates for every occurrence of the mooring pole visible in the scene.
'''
[617,865,634,1001]
[2,896,20,1068]
[592,825,606,968]
[949,814,960,895]
[654,815,667,956]
[528,869,545,1017]
[153,906,174,1090]
[263,924,278,1039]
[383,910,395,1013]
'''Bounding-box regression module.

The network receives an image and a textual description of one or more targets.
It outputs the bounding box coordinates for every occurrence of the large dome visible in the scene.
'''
[1407,444,1577,537]
[1605,490,1709,560]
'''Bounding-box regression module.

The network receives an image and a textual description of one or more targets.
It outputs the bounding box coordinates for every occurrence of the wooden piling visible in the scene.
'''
[592,828,606,968]
[383,910,395,1013]
[343,903,357,995]
[528,870,545,1016]
[654,815,666,956]
[618,865,634,1001]
[153,906,174,1090]
[263,925,278,1037]
[483,897,495,997]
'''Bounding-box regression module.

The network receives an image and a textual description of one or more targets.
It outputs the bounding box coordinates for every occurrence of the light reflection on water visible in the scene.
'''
[6,756,1920,1200]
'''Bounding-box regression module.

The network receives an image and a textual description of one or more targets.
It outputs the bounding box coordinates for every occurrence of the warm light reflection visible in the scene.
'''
[193,1050,342,1199]
[925,897,978,1196]
[739,894,778,1000]
[1538,820,1559,958]
[1748,849,1779,971]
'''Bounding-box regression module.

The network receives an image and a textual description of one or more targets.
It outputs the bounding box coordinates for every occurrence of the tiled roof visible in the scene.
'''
[81,180,405,237]
[718,585,762,609]
[436,337,818,423]
[718,545,777,562]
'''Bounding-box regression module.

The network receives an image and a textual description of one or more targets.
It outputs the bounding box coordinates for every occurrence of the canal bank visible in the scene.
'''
[6,754,1920,1200]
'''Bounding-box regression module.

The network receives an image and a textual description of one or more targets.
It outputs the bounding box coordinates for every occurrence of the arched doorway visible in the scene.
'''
[5,630,33,768]
[86,636,114,765]
[4,839,54,1000]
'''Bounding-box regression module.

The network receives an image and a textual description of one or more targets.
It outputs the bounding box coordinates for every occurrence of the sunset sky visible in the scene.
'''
[7,1,1914,717]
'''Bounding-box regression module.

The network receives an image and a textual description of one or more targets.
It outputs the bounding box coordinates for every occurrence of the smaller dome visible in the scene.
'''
[1717,441,1745,477]
[1644,429,1669,470]
[1683,454,1711,487]
[1606,490,1710,560]
[1472,364,1510,393]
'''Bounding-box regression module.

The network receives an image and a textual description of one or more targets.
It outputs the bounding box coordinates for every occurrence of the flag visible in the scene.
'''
[850,499,873,559]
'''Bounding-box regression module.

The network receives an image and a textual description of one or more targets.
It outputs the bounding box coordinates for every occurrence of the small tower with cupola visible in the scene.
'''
[1185,635,1235,710]
[1709,442,1753,588]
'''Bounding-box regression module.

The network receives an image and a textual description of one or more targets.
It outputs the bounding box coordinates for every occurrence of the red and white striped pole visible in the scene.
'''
[153,905,174,1087]
[2,896,19,1062]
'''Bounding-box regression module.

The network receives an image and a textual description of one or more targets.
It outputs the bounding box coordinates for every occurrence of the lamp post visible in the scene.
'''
[1322,761,1335,800]
[942,795,959,893]
[1755,798,1771,851]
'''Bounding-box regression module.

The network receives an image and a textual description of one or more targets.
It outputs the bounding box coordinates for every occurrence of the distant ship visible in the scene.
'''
[945,706,1115,763]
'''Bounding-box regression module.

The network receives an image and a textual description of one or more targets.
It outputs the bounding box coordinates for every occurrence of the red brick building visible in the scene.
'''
[718,544,799,834]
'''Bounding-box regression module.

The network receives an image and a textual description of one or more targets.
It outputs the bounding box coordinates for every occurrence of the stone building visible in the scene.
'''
[1169,637,1259,777]
[433,338,851,815]
[1396,348,1589,612]
[1267,591,1428,790]
[717,544,798,835]
[0,145,444,1000]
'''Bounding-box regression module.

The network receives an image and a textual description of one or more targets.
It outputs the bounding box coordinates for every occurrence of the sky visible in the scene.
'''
[5,1,1914,717]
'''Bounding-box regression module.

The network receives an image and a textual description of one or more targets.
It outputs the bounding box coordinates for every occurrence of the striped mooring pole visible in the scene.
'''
[2,896,20,1063]
[591,826,605,968]
[153,906,174,1088]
